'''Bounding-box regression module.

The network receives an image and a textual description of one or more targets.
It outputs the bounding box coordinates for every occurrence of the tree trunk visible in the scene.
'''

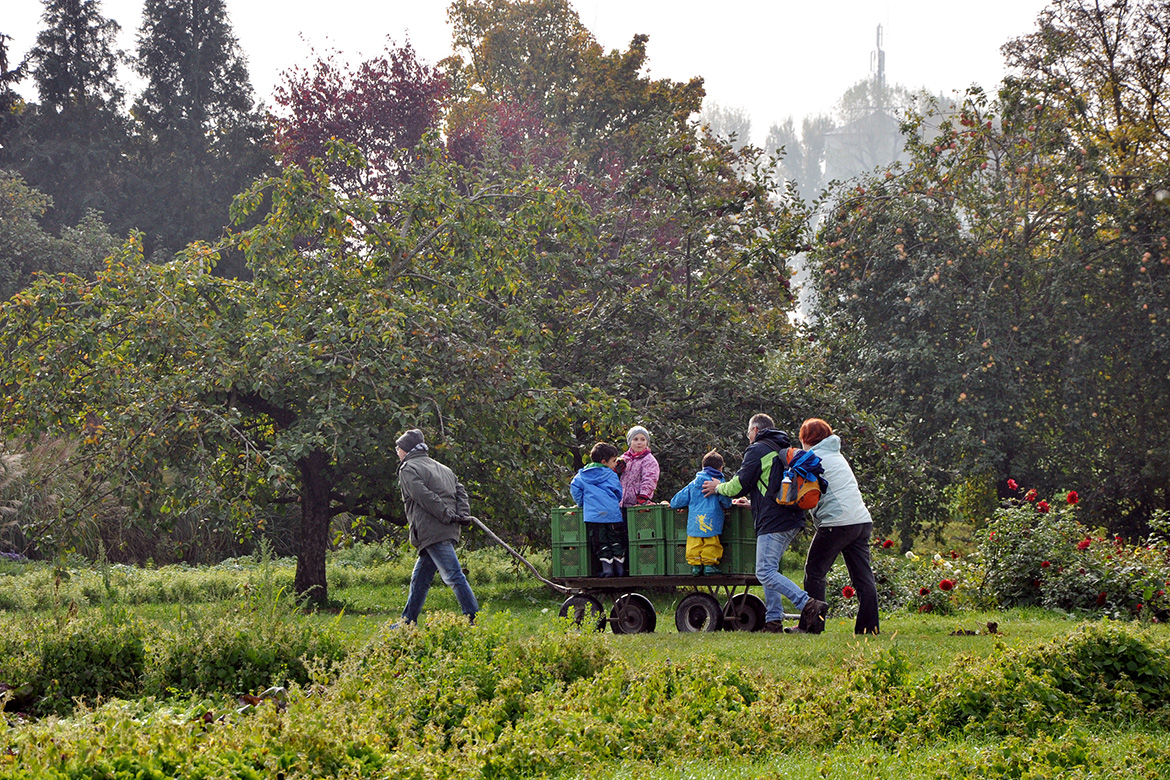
[295,449,332,605]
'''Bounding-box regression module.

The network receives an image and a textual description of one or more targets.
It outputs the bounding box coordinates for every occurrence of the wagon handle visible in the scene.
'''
[469,515,575,595]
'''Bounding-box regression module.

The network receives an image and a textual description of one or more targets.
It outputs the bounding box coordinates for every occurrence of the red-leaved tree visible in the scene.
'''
[272,40,447,194]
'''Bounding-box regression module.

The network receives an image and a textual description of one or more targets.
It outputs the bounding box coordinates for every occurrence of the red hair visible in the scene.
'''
[799,418,833,447]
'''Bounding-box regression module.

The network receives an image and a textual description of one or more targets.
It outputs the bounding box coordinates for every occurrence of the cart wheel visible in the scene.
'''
[558,594,606,632]
[675,592,725,633]
[723,593,766,632]
[610,593,657,634]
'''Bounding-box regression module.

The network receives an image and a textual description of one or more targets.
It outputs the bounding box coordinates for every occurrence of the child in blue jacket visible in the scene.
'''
[670,450,733,574]
[570,442,627,577]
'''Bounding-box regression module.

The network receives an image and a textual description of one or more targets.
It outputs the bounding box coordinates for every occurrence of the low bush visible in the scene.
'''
[145,608,346,697]
[4,615,1169,779]
[824,492,1170,620]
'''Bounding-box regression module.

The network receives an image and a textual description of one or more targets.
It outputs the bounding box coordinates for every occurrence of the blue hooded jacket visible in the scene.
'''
[570,463,624,524]
[670,466,733,537]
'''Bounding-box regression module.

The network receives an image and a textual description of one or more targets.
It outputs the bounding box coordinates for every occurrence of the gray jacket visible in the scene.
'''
[808,435,872,529]
[397,449,470,551]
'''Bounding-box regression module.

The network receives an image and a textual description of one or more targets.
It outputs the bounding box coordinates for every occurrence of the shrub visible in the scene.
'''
[33,614,148,716]
[923,622,1170,737]
[145,606,346,697]
[979,489,1170,615]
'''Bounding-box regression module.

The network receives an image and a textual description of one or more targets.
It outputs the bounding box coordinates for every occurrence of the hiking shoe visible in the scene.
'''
[703,564,722,575]
[762,621,785,633]
[799,598,829,634]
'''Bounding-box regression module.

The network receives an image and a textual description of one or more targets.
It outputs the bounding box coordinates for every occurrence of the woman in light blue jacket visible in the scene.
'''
[800,418,879,635]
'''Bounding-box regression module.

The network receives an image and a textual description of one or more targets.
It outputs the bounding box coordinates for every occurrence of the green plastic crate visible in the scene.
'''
[666,508,689,542]
[552,543,591,578]
[551,506,586,545]
[723,505,755,541]
[724,537,758,575]
[626,504,667,541]
[668,540,689,575]
[628,540,667,576]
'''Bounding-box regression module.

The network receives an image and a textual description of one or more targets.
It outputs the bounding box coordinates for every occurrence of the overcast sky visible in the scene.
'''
[6,0,1054,144]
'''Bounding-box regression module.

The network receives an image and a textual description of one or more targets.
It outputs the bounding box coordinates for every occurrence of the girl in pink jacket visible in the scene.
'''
[619,425,660,508]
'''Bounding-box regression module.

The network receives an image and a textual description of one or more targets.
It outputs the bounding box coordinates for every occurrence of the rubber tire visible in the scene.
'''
[610,593,657,634]
[722,593,766,632]
[674,592,725,633]
[558,594,606,632]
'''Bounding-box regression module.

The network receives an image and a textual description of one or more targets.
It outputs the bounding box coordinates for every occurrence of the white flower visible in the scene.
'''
[904,551,918,560]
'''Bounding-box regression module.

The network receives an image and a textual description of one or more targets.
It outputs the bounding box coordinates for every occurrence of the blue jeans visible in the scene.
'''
[756,528,810,623]
[401,541,480,623]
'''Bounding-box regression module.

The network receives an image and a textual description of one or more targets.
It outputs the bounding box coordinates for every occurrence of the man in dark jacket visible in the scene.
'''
[702,413,828,633]
[395,428,479,624]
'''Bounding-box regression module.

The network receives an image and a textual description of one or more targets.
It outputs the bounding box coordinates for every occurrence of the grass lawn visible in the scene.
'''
[3,552,1169,779]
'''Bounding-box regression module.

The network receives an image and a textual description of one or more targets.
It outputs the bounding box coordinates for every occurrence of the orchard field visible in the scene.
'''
[2,530,1169,779]
[4,0,1170,776]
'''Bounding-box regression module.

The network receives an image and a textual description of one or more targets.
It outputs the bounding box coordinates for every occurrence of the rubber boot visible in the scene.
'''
[703,564,722,575]
[613,558,626,577]
[691,564,703,576]
[599,559,615,578]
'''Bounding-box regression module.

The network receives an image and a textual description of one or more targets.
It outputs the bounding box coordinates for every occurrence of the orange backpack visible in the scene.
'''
[773,447,823,510]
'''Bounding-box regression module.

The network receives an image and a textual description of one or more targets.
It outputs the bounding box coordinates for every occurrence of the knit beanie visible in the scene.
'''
[396,428,425,452]
[626,425,650,445]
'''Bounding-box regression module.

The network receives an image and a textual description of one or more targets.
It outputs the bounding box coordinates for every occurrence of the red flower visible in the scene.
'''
[1040,560,1050,568]
[918,603,934,613]
[1025,489,1038,502]
[1037,500,1050,513]
[1007,478,1018,491]
[1032,579,1041,587]
[1136,603,1144,612]
[919,586,931,596]
[1077,539,1091,550]
[950,550,959,559]
[1096,592,1107,607]
[842,586,856,599]
[1157,590,1165,597]
[882,539,894,549]
[939,579,955,591]
[1066,490,1079,504]
[1078,568,1086,574]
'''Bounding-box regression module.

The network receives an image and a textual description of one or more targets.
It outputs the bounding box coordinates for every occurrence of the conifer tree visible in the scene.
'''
[2,1,130,238]
[130,0,273,269]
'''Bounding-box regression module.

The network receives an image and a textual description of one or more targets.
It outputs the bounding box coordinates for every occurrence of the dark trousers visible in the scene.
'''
[587,521,628,565]
[803,522,880,635]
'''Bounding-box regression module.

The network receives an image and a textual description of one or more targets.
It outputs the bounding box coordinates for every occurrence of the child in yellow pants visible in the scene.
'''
[669,450,733,574]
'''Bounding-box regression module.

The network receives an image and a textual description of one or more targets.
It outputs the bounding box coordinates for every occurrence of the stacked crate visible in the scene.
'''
[666,506,690,575]
[720,505,757,575]
[551,506,590,578]
[625,504,669,576]
[668,503,757,575]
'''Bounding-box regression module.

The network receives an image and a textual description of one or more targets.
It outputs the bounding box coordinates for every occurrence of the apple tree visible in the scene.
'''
[807,2,1170,536]
[0,138,615,602]
[444,0,820,500]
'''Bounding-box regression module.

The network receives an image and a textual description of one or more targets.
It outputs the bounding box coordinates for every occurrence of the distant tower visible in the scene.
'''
[870,24,886,107]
